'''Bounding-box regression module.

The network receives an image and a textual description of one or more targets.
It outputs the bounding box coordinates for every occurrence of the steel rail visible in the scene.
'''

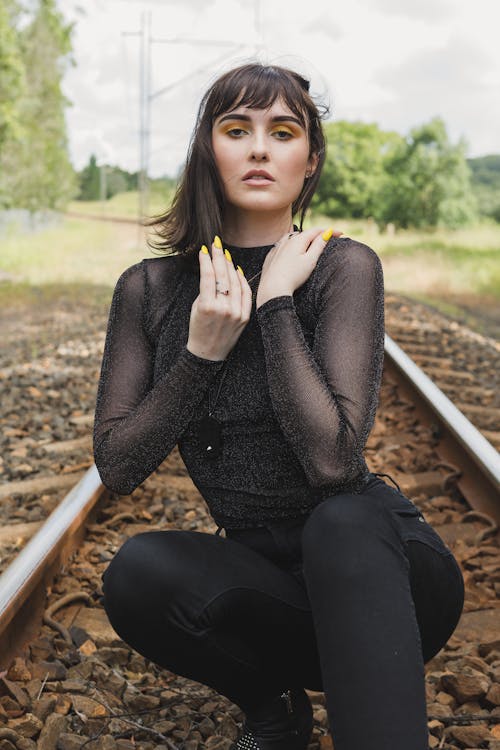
[384,333,500,519]
[0,336,499,664]
[0,466,104,664]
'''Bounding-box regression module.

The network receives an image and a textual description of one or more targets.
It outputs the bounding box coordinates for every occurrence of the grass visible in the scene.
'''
[68,188,173,219]
[1,192,499,338]
[0,215,144,286]
[306,214,500,336]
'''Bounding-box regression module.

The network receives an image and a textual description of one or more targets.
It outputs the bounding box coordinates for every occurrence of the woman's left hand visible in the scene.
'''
[256,226,342,309]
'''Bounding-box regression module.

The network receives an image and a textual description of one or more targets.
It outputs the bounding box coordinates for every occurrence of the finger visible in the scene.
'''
[198,244,215,302]
[301,226,341,252]
[223,247,244,314]
[307,227,334,261]
[211,235,230,299]
[235,263,252,320]
[295,226,343,244]
[277,226,323,251]
[225,250,252,321]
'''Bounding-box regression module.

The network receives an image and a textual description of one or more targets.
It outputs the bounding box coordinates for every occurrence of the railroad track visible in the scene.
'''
[64,211,141,225]
[0,295,499,749]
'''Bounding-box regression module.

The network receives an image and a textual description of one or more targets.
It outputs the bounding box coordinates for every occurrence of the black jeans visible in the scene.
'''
[101,473,465,750]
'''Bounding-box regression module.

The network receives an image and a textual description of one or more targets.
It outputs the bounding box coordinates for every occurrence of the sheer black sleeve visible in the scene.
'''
[93,261,226,494]
[256,239,385,490]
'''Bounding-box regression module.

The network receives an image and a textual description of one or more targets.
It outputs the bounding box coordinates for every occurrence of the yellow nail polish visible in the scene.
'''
[237,265,245,276]
[322,227,333,242]
[200,244,209,254]
[224,248,232,262]
[214,235,222,249]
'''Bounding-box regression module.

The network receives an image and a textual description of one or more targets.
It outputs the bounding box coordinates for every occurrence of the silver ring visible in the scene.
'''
[215,281,229,295]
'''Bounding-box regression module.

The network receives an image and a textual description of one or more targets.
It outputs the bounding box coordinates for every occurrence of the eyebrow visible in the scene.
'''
[217,113,304,128]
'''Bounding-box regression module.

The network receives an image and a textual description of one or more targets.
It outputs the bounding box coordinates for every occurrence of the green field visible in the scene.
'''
[1,192,499,338]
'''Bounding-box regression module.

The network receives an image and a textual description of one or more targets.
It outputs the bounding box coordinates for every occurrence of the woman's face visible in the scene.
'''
[211,97,317,218]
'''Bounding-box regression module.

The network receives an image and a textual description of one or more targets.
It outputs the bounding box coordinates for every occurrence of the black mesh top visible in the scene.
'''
[93,236,385,529]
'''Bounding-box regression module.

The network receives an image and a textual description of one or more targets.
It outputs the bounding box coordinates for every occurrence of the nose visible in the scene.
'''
[249,130,269,161]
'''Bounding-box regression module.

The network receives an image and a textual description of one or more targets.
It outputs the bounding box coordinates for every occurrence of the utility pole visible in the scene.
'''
[124,1,263,227]
[99,164,107,206]
[137,11,151,221]
[122,19,147,225]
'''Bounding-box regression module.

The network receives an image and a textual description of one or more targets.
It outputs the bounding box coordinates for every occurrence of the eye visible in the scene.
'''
[271,128,295,140]
[225,127,248,138]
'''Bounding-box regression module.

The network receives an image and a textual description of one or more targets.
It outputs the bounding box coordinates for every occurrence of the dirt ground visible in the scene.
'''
[1,284,498,346]
[411,291,500,342]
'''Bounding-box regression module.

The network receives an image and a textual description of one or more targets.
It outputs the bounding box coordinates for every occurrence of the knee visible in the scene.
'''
[301,495,389,581]
[101,531,182,618]
[303,494,381,546]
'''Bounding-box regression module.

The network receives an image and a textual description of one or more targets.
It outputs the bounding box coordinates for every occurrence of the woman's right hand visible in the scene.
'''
[186,237,253,361]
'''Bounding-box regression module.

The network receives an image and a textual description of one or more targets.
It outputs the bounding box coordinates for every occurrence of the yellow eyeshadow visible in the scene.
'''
[219,121,300,135]
[271,125,296,135]
[221,122,247,133]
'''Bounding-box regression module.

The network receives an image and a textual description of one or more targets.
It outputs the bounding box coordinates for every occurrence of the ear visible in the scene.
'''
[305,151,319,178]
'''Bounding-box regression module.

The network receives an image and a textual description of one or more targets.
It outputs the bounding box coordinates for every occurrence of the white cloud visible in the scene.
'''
[59,0,500,175]
[365,0,455,21]
[376,35,491,90]
[371,35,499,153]
[304,11,343,39]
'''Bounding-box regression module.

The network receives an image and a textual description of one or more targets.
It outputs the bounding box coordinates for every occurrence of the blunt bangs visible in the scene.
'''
[205,66,310,131]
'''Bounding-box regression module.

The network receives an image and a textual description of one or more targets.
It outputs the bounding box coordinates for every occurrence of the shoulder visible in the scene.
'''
[321,236,382,273]
[309,237,383,310]
[113,259,145,294]
[115,254,184,291]
[141,254,191,296]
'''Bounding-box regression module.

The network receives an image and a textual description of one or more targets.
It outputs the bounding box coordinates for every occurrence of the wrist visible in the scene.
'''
[256,288,293,310]
[186,342,226,362]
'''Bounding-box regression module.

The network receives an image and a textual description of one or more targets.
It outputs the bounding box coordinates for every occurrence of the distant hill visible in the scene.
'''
[468,155,500,188]
[467,155,500,221]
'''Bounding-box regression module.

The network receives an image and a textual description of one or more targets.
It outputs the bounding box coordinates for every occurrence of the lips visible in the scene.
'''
[242,169,274,181]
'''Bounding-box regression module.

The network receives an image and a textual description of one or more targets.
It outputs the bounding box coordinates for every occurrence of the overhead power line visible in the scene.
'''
[122,0,263,224]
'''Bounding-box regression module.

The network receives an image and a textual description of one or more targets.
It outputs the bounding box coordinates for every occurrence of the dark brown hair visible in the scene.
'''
[146,62,328,270]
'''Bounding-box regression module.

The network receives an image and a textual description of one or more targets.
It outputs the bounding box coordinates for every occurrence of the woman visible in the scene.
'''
[93,63,465,750]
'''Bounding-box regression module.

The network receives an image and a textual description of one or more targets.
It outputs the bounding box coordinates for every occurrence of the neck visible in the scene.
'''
[222,207,294,247]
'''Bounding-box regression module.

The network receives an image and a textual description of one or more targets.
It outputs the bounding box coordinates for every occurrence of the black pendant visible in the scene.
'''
[197,414,223,458]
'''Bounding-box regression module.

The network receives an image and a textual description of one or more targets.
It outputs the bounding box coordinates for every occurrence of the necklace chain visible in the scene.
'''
[208,267,262,415]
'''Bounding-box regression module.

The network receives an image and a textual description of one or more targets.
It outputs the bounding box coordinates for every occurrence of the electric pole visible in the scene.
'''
[124,1,264,227]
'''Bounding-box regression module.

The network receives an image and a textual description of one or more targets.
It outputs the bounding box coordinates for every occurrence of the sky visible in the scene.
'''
[59,0,500,178]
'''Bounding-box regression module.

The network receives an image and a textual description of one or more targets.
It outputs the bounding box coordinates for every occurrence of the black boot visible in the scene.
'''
[231,688,313,750]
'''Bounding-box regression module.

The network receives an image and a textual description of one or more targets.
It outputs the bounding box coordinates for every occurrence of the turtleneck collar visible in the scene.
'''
[223,224,299,256]
[178,226,299,276]
[225,241,274,252]
[178,242,273,277]
[223,241,275,272]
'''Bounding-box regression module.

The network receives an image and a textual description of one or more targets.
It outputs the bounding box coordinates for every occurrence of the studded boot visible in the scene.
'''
[231,687,313,750]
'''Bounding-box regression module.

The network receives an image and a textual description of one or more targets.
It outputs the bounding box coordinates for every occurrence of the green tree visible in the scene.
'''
[0,0,26,207]
[0,0,78,210]
[0,0,25,149]
[378,117,477,229]
[105,167,128,198]
[468,154,500,188]
[78,159,141,200]
[312,121,402,218]
[467,154,500,222]
[79,154,101,200]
